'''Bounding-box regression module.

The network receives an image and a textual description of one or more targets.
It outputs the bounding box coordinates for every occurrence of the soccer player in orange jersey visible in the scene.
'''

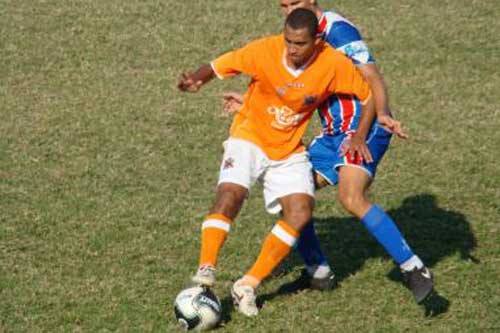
[177,8,375,316]
[222,0,434,304]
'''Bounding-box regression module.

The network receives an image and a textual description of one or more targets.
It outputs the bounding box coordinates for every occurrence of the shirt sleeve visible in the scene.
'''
[329,52,372,104]
[325,20,375,65]
[210,39,262,80]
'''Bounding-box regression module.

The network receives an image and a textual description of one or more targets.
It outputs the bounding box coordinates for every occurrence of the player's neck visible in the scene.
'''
[285,52,316,70]
[286,58,300,70]
[285,56,306,70]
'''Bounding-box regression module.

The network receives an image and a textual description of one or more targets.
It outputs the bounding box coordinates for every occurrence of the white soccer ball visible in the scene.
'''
[174,286,222,331]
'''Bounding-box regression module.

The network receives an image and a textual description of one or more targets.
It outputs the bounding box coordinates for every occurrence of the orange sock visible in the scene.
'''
[199,214,232,267]
[243,220,299,287]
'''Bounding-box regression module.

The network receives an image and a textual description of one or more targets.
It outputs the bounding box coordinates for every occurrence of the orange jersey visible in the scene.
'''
[211,34,371,160]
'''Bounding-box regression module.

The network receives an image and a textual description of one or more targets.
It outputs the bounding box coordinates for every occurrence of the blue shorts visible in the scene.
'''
[308,123,392,185]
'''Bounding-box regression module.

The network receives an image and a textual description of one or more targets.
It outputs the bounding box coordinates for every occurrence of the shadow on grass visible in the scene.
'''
[258,193,477,316]
[420,290,450,317]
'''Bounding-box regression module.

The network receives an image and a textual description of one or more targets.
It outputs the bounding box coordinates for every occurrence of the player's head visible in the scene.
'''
[284,8,320,68]
[279,0,318,16]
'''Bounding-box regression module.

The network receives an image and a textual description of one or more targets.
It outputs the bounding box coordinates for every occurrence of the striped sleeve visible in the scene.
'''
[328,51,371,104]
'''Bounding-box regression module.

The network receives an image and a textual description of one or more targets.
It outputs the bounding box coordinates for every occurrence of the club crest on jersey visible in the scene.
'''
[267,105,306,130]
[223,157,234,170]
[303,95,317,106]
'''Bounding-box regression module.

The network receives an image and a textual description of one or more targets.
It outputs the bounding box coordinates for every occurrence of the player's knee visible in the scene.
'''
[286,212,312,231]
[338,190,365,216]
[282,203,313,230]
[218,189,246,208]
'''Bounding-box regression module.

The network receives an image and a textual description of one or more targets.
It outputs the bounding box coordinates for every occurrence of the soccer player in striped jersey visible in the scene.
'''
[222,0,434,304]
[178,9,375,316]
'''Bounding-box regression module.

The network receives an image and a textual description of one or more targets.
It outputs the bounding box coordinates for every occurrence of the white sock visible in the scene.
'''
[400,255,424,272]
[307,264,332,279]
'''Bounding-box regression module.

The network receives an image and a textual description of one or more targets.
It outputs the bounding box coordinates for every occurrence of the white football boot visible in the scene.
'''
[231,280,258,316]
[191,265,216,287]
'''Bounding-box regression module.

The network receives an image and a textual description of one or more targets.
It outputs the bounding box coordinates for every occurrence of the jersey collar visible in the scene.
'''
[282,49,318,78]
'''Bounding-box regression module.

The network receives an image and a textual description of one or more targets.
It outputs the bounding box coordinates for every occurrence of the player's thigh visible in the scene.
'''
[314,172,330,189]
[217,138,267,190]
[262,152,315,215]
[338,166,372,196]
[337,166,372,217]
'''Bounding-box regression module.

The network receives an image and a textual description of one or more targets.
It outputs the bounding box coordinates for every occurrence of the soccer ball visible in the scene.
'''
[174,286,222,331]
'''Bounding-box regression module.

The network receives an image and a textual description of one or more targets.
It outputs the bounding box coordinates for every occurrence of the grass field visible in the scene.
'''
[1,0,499,331]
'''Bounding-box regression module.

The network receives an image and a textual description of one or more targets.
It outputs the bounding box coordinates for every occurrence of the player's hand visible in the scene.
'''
[177,72,203,92]
[377,114,409,139]
[341,134,373,164]
[222,92,244,116]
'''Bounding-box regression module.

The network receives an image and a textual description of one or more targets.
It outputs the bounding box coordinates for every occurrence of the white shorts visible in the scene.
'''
[217,138,315,214]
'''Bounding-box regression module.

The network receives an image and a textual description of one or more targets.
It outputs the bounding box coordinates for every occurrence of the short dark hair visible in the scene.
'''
[284,8,318,38]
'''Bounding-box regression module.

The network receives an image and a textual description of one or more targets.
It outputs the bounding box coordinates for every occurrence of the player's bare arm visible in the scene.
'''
[358,63,408,139]
[177,64,216,92]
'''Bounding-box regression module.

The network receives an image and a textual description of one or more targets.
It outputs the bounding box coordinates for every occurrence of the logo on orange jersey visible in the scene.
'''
[286,82,305,88]
[303,95,317,106]
[276,87,286,96]
[267,105,307,130]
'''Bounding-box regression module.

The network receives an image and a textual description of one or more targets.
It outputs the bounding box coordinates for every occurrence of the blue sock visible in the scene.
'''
[361,204,414,265]
[296,220,328,267]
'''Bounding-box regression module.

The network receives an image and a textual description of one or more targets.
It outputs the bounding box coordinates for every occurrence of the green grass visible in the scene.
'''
[1,0,499,331]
